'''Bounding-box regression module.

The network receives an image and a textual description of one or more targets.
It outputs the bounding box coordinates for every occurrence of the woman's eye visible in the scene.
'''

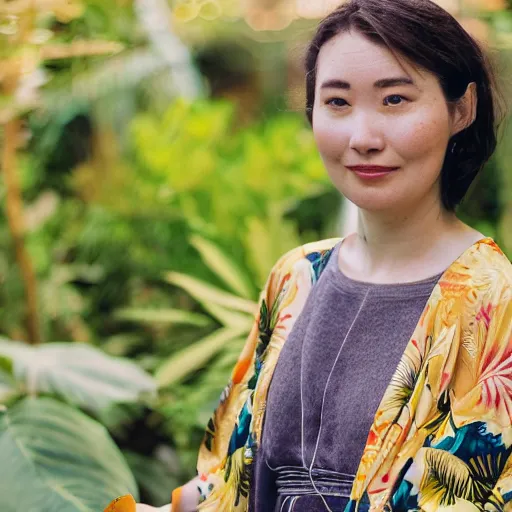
[384,94,407,106]
[326,98,348,108]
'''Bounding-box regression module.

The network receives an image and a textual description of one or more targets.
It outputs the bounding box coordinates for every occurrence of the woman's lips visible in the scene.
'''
[346,165,400,179]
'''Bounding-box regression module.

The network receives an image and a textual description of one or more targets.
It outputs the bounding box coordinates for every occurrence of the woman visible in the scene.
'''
[107,0,511,510]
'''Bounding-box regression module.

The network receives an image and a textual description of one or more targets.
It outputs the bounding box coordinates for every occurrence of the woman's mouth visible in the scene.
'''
[346,165,400,179]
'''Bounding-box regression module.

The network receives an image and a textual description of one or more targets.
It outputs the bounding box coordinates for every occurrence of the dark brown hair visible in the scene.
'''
[305,0,507,211]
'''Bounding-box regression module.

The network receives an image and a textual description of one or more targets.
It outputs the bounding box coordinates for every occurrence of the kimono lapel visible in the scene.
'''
[352,237,495,510]
[252,238,343,445]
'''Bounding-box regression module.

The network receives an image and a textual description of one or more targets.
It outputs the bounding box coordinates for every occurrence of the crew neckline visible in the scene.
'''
[324,239,445,299]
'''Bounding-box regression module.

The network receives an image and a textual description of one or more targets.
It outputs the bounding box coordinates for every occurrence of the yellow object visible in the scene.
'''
[104,494,136,512]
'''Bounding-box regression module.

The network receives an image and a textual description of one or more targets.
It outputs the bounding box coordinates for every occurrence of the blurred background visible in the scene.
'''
[0,0,511,510]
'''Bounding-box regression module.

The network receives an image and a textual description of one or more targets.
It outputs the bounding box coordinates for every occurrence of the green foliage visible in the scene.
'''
[0,340,156,410]
[0,397,138,512]
[127,98,329,250]
[0,93,335,506]
[0,340,156,510]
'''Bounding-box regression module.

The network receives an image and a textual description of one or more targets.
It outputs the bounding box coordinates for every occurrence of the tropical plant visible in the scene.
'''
[156,235,258,388]
[0,0,131,344]
[0,338,156,511]
[120,224,304,468]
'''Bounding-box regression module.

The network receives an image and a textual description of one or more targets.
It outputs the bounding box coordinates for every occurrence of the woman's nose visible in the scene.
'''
[348,115,385,154]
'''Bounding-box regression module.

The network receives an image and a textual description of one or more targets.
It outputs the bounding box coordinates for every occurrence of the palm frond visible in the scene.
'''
[420,448,490,510]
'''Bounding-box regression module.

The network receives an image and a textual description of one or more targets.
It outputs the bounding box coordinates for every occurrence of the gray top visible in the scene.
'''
[250,241,444,511]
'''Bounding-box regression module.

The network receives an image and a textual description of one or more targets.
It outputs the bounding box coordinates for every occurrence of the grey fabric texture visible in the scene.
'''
[250,241,443,511]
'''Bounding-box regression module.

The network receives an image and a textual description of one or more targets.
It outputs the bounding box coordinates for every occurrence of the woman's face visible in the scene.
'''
[312,30,458,214]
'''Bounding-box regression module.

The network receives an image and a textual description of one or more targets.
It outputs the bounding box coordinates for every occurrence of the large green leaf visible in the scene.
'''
[0,340,156,411]
[155,327,247,387]
[164,272,257,314]
[190,235,255,299]
[114,307,212,327]
[244,209,302,288]
[0,397,138,512]
[198,302,254,330]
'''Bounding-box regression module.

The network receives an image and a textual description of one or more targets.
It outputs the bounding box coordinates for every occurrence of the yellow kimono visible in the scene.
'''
[108,236,512,512]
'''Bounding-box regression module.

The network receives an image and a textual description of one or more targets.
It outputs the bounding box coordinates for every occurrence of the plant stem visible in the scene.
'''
[1,118,41,344]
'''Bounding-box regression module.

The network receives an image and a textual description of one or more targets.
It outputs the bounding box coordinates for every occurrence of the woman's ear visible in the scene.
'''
[451,82,478,136]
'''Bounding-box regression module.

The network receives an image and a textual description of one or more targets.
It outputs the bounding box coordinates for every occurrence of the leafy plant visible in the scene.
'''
[0,339,157,511]
[0,398,138,512]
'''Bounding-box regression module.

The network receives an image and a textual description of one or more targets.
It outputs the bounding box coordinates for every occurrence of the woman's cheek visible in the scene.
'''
[313,119,348,162]
[390,113,449,161]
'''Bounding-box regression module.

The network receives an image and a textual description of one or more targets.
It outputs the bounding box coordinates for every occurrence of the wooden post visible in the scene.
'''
[1,116,41,344]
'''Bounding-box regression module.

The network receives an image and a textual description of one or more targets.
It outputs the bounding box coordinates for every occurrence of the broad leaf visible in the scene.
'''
[190,235,255,299]
[165,272,256,314]
[200,302,254,330]
[114,307,212,327]
[0,397,138,512]
[244,215,276,288]
[244,209,302,288]
[155,327,247,387]
[0,340,156,412]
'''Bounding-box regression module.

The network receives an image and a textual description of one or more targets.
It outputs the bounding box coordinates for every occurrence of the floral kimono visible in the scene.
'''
[107,236,512,512]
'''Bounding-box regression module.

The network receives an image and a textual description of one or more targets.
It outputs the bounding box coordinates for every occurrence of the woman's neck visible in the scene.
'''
[340,197,482,283]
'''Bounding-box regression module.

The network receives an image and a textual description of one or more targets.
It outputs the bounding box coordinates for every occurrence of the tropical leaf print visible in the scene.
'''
[385,356,420,413]
[204,415,218,452]
[256,299,272,358]
[306,247,336,283]
[227,397,253,456]
[419,448,489,509]
[223,447,252,506]
[478,336,512,423]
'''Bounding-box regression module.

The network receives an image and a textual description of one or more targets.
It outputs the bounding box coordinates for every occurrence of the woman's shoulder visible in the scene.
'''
[461,238,511,287]
[265,237,342,294]
[272,237,341,273]
[445,238,512,312]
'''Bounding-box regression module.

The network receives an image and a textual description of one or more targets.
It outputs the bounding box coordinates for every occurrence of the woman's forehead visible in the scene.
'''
[316,31,428,89]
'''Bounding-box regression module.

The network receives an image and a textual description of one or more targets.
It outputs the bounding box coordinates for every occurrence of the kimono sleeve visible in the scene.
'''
[449,273,512,511]
[170,256,286,512]
[482,279,512,511]
[393,268,511,512]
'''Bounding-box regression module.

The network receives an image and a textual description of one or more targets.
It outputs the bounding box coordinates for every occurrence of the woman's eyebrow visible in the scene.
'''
[320,77,416,90]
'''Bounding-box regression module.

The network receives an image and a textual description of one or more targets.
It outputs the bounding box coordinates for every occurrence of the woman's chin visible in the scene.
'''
[341,191,406,213]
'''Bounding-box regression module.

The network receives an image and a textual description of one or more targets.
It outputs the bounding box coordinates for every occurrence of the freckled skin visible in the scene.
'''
[312,30,458,214]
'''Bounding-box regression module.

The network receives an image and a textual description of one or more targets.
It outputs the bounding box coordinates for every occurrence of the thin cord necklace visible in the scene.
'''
[299,286,372,512]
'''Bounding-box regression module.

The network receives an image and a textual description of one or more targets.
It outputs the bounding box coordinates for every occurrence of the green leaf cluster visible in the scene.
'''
[0,340,156,511]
